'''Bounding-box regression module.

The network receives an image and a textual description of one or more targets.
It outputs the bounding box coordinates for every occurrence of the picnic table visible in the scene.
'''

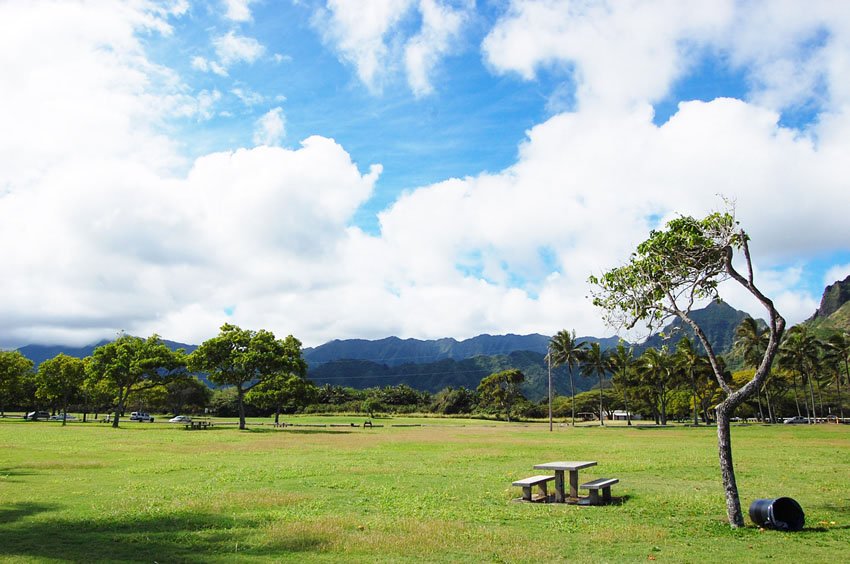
[185,420,213,430]
[533,461,597,503]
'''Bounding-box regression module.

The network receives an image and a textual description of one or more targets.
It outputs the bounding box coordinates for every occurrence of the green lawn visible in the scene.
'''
[0,416,847,563]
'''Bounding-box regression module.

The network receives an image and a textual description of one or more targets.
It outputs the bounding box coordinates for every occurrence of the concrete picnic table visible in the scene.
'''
[533,461,597,503]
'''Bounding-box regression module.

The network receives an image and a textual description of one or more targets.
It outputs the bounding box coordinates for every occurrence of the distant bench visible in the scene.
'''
[185,420,213,430]
[512,475,555,502]
[580,477,618,505]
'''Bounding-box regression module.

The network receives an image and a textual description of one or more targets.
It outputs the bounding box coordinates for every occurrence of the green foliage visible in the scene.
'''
[35,354,86,424]
[189,325,304,429]
[590,212,743,331]
[87,334,186,427]
[476,369,526,421]
[429,386,476,414]
[0,349,34,415]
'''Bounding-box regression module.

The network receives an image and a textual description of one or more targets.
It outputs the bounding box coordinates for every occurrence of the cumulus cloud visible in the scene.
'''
[483,1,850,114]
[3,0,850,350]
[253,107,286,145]
[315,0,471,94]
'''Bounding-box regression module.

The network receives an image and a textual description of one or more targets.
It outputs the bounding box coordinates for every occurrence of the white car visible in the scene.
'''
[783,416,809,424]
[169,415,192,423]
[48,414,77,421]
[130,411,155,422]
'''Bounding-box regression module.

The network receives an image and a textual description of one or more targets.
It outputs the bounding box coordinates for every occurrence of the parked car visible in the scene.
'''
[129,411,155,422]
[783,415,809,424]
[169,415,192,423]
[48,414,77,421]
[24,411,50,421]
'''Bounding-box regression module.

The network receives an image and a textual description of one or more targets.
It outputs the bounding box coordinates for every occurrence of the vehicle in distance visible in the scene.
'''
[48,414,77,421]
[783,416,809,424]
[169,415,192,423]
[24,411,50,420]
[130,411,155,422]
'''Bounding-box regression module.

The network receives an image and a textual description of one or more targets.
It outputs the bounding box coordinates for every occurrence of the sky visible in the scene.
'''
[2,0,850,349]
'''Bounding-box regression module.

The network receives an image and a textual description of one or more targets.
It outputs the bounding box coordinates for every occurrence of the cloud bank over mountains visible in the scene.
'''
[1,0,849,348]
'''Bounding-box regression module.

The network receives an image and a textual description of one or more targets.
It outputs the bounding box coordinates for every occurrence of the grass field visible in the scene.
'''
[1,416,848,563]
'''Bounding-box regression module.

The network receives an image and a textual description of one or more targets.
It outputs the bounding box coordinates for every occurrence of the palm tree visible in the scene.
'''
[675,337,709,426]
[638,347,674,425]
[581,342,611,425]
[778,326,821,422]
[609,341,636,426]
[733,317,770,421]
[825,332,849,419]
[549,330,587,426]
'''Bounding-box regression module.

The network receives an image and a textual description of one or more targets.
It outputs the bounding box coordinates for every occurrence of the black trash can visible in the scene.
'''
[749,497,805,531]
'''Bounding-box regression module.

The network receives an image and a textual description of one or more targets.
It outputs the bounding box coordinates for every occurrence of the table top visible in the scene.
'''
[533,461,597,471]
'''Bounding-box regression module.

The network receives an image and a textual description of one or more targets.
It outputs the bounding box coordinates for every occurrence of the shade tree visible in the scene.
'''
[35,354,86,425]
[0,350,33,417]
[87,334,187,428]
[590,209,785,528]
[476,369,526,421]
[189,324,304,430]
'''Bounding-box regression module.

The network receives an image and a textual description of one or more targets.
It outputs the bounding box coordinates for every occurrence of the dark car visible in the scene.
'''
[25,411,51,421]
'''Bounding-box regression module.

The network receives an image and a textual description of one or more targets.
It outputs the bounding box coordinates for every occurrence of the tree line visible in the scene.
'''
[544,323,849,427]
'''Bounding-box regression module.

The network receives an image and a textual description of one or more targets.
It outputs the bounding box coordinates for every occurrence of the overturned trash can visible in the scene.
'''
[749,497,805,531]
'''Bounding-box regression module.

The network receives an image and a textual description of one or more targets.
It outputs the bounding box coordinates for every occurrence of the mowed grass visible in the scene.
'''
[0,417,848,563]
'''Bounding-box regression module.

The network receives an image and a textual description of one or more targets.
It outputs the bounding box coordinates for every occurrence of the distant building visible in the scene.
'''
[611,410,641,421]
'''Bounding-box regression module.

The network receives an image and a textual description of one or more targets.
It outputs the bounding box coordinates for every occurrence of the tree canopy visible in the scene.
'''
[189,324,305,430]
[87,334,186,428]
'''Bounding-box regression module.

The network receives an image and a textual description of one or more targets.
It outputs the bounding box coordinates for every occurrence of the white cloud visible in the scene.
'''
[483,1,850,114]
[214,31,265,66]
[315,0,415,90]
[824,264,850,287]
[404,0,470,96]
[253,107,286,145]
[483,0,733,109]
[314,0,470,94]
[232,87,265,106]
[223,0,256,22]
[191,55,228,76]
[3,0,850,351]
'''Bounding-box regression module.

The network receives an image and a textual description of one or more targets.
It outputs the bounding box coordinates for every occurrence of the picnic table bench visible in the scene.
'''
[185,420,213,430]
[580,477,618,505]
[512,475,555,502]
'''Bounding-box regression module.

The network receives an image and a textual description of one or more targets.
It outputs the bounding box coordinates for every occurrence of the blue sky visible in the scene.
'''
[1,0,850,347]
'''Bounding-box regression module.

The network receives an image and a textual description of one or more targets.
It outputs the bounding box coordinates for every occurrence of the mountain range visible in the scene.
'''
[13,276,850,401]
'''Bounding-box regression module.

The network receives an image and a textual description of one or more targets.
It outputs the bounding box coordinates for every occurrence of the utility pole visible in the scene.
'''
[548,349,553,432]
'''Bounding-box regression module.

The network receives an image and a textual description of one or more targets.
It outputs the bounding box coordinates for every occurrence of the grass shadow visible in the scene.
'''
[0,508,329,562]
[0,467,39,482]
[0,502,58,524]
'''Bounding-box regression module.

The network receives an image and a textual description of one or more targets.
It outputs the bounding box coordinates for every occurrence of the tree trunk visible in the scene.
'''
[765,386,774,423]
[716,402,744,527]
[792,373,802,417]
[807,374,817,423]
[756,386,764,422]
[690,372,699,426]
[548,356,553,432]
[624,385,632,426]
[598,373,604,426]
[112,392,125,429]
[274,407,280,425]
[569,369,576,426]
[237,387,246,430]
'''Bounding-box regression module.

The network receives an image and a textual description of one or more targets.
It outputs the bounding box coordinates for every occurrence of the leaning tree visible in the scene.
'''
[590,210,785,527]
